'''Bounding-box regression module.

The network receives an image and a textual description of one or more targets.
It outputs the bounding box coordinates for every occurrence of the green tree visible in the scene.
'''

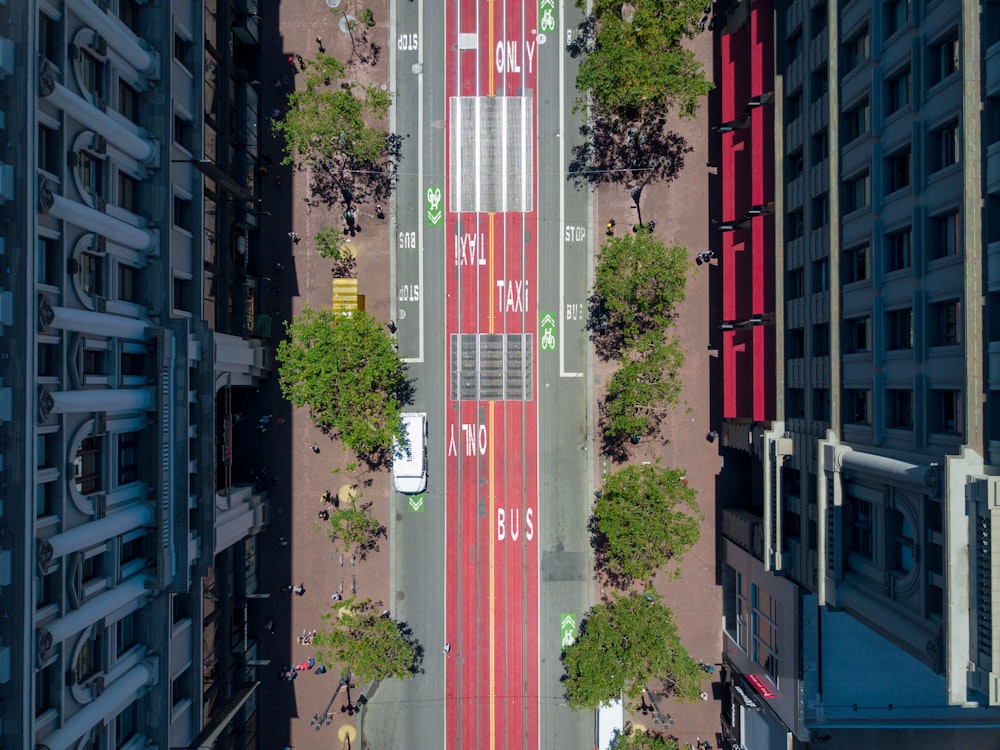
[611,727,679,750]
[593,463,702,582]
[561,590,702,710]
[272,53,392,167]
[313,597,418,681]
[576,0,712,118]
[593,234,689,347]
[276,307,406,460]
[602,333,685,442]
[325,496,383,555]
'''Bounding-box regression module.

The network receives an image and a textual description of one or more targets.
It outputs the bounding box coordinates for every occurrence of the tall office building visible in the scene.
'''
[0,1,273,747]
[717,0,1000,747]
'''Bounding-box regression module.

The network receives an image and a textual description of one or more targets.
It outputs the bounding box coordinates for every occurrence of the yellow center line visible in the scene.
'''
[488,208,497,750]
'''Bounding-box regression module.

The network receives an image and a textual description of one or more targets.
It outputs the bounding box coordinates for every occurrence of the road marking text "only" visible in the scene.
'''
[497,507,534,541]
[497,279,528,312]
[495,40,536,74]
[447,423,488,456]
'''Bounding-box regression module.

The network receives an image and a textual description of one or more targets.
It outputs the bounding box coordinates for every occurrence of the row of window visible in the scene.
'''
[784,384,962,434]
[787,298,960,359]
[732,572,780,686]
[786,211,960,274]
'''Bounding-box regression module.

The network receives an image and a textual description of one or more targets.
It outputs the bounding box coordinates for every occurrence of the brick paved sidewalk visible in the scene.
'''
[253,2,393,749]
[590,27,725,750]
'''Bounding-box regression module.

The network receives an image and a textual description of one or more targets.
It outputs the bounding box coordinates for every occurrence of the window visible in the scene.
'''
[78,151,104,197]
[117,0,140,33]
[173,276,193,313]
[887,389,914,429]
[118,79,140,123]
[812,388,831,422]
[786,328,805,358]
[80,252,104,295]
[750,584,780,685]
[118,432,139,484]
[930,123,959,172]
[39,11,58,63]
[118,264,139,303]
[787,388,806,418]
[929,389,963,434]
[117,172,139,213]
[928,33,959,86]
[930,299,961,346]
[812,323,830,357]
[812,258,829,292]
[36,663,57,717]
[847,496,874,559]
[842,100,870,145]
[811,130,828,165]
[844,316,871,354]
[785,149,804,182]
[811,3,827,38]
[115,702,138,748]
[75,625,105,683]
[735,572,749,651]
[83,348,106,376]
[173,195,193,232]
[74,437,103,495]
[886,308,913,350]
[812,65,828,102]
[174,33,193,71]
[39,125,60,175]
[886,67,911,114]
[842,172,870,213]
[811,195,829,229]
[843,27,870,72]
[887,509,915,573]
[843,245,869,283]
[886,148,911,193]
[787,210,805,241]
[844,388,872,424]
[885,227,912,272]
[785,92,803,125]
[80,50,106,101]
[787,267,804,299]
[928,211,960,259]
[788,30,803,60]
[37,236,61,286]
[174,113,193,152]
[117,611,138,656]
[885,0,910,37]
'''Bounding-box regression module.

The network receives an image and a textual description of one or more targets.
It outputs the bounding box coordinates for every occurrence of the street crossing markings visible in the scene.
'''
[449,333,534,401]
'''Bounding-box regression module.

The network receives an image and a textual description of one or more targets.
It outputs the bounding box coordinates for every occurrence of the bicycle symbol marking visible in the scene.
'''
[540,8,555,31]
[541,327,556,351]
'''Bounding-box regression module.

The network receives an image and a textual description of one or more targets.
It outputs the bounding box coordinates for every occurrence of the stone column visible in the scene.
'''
[37,575,149,653]
[35,660,155,750]
[46,192,154,251]
[42,386,154,415]
[44,82,155,163]
[69,0,158,77]
[42,300,151,340]
[38,503,153,566]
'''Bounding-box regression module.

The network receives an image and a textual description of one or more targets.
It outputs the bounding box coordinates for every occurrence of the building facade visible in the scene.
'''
[718,0,1000,747]
[0,1,273,747]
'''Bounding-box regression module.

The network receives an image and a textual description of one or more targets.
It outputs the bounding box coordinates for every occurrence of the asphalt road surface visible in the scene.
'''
[364,1,593,747]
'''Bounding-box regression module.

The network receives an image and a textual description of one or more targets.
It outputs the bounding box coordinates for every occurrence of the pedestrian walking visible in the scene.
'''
[648,220,657,229]
[275,536,289,549]
[270,108,281,118]
[259,415,272,425]
[293,582,305,596]
[606,219,615,235]
[699,691,709,701]
[287,55,296,68]
[265,618,275,634]
[281,584,293,594]
[331,592,342,601]
[706,430,719,443]
[274,176,283,187]
[318,509,329,521]
[275,417,286,426]
[310,443,320,453]
[256,424,268,434]
[376,203,385,219]
[443,642,451,654]
[275,261,285,271]
[287,231,300,243]
[295,54,305,70]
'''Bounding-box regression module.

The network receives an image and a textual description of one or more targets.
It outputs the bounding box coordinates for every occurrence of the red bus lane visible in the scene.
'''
[444,0,539,746]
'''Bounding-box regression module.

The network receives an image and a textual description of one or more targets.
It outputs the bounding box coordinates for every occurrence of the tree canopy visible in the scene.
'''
[575,0,712,118]
[602,333,686,442]
[272,53,392,167]
[324,496,384,556]
[593,233,689,347]
[276,307,407,460]
[313,597,418,682]
[611,727,679,750]
[593,463,702,582]
[561,590,702,710]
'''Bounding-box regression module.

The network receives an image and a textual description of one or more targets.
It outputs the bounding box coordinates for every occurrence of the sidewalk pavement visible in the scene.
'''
[590,25,725,750]
[253,2,393,749]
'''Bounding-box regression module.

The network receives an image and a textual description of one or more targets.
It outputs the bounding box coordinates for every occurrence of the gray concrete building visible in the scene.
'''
[718,0,1000,747]
[0,1,272,747]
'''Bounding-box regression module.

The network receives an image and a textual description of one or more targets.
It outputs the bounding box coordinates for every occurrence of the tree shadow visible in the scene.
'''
[568,111,693,191]
[565,16,595,59]
[586,294,626,362]
[305,133,405,212]
[587,512,636,591]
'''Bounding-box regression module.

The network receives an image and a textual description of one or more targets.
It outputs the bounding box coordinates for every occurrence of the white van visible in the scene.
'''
[393,412,427,494]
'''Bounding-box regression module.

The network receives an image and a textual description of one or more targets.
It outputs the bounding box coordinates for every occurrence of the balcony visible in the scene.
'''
[722,508,764,561]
